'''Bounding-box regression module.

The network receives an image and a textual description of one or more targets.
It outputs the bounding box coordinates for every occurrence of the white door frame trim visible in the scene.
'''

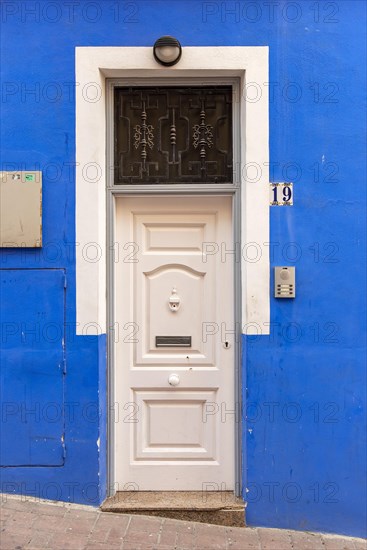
[75,46,270,336]
[107,76,243,497]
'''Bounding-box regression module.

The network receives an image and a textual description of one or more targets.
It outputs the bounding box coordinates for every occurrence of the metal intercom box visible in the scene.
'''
[0,171,42,247]
[274,266,296,298]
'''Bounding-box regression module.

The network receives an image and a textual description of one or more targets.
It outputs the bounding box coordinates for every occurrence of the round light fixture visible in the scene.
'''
[153,36,182,66]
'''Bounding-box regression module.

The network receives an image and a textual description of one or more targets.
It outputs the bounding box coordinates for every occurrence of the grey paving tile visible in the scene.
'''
[0,496,364,550]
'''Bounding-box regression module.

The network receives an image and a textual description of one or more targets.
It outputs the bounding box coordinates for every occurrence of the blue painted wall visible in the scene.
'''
[1,269,65,466]
[0,0,365,537]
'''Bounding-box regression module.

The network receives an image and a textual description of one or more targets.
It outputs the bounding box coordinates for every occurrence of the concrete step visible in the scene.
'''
[101,491,245,527]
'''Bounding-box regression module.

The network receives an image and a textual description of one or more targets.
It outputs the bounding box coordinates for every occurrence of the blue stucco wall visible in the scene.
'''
[1,0,365,537]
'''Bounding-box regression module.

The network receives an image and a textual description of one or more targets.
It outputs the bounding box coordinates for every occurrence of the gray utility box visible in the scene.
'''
[0,171,42,247]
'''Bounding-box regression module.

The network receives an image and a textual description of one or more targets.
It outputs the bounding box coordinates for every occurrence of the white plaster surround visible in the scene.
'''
[75,46,269,335]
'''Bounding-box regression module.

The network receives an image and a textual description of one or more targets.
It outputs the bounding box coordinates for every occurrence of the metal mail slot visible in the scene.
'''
[155,336,192,348]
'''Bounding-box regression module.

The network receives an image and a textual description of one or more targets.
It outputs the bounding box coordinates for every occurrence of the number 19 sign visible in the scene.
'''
[270,182,293,206]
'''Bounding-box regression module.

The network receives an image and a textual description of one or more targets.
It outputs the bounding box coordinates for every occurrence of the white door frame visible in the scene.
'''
[75,46,270,498]
[107,77,241,496]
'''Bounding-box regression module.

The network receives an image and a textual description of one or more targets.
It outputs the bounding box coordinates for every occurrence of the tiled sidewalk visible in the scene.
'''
[0,495,366,550]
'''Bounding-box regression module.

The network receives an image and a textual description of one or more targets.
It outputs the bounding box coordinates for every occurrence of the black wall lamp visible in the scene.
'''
[153,36,182,66]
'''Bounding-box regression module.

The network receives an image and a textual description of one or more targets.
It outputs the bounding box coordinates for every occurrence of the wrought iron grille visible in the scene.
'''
[114,86,233,184]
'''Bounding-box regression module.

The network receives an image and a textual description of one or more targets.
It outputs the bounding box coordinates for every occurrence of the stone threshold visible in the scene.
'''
[101,491,246,527]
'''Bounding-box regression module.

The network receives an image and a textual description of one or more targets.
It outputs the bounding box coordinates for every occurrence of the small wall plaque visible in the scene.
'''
[270,182,293,206]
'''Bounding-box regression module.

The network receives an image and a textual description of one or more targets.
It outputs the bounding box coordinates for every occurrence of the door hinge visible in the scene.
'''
[62,442,66,460]
[63,274,67,288]
[62,358,67,375]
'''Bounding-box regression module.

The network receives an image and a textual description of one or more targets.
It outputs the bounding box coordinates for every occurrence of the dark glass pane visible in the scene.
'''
[114,87,233,184]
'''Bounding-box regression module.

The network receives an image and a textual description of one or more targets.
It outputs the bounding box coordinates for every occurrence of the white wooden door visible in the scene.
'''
[114,195,234,490]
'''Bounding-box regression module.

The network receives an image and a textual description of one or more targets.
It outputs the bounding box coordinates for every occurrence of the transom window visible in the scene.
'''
[114,86,233,184]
